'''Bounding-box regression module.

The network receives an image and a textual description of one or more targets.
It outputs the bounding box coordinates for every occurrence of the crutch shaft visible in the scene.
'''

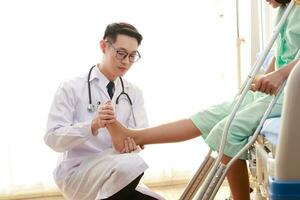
[179,151,215,200]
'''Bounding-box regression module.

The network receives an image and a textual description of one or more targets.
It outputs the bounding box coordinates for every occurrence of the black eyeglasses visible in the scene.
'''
[107,41,141,63]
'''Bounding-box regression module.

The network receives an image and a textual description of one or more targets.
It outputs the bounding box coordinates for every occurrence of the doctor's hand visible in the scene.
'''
[121,137,145,153]
[91,101,116,136]
[121,137,138,153]
[251,70,286,95]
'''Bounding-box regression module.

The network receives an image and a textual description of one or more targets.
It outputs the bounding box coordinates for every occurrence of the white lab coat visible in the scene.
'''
[44,66,164,200]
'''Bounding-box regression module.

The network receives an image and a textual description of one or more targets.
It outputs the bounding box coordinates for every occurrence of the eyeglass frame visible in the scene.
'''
[106,41,141,63]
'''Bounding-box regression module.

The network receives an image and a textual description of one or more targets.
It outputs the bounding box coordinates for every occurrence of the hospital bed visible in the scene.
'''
[249,117,281,199]
[179,1,300,199]
[249,60,300,200]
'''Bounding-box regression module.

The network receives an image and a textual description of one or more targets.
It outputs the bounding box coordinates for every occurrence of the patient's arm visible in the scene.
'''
[252,58,300,95]
[106,119,201,152]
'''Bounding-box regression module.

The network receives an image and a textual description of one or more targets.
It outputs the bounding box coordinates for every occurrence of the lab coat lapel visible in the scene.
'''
[90,66,111,101]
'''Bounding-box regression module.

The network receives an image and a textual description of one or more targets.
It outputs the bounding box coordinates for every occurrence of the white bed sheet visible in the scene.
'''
[260,117,281,145]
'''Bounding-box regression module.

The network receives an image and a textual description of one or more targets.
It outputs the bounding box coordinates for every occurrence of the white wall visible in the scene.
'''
[0,0,247,193]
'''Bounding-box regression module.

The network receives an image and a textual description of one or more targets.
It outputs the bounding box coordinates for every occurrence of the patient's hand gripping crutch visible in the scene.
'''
[207,50,300,200]
[179,1,297,200]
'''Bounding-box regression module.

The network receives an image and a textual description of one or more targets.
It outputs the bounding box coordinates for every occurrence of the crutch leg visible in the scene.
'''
[179,150,215,200]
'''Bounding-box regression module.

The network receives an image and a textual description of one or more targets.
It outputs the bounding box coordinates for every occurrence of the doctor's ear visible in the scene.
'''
[100,40,106,53]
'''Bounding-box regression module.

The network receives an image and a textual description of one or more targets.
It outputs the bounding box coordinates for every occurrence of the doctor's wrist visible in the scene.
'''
[91,119,100,136]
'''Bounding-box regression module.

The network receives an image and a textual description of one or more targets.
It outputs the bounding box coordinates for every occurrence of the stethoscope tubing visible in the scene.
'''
[87,65,137,125]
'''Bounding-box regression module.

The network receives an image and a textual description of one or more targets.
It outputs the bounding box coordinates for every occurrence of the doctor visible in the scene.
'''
[44,22,163,200]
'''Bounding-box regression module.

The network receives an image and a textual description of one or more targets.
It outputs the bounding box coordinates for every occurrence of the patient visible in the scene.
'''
[105,1,300,199]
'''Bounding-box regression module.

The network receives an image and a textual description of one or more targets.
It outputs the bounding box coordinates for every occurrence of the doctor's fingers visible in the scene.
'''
[123,137,137,153]
[98,104,114,113]
[123,139,130,153]
[94,118,115,128]
[102,118,116,125]
[128,137,137,152]
[99,114,116,121]
[101,119,116,127]
[98,109,115,116]
[101,102,114,109]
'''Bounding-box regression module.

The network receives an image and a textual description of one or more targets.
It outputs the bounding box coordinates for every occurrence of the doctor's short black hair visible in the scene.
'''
[275,0,291,4]
[103,22,143,45]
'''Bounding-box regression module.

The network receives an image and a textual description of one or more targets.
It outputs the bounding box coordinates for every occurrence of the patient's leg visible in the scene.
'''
[106,119,201,152]
[222,155,250,200]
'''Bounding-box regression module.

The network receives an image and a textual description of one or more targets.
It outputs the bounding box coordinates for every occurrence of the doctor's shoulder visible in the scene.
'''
[54,74,86,102]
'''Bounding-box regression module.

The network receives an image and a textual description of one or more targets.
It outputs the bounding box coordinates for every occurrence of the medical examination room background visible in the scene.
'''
[0,0,275,197]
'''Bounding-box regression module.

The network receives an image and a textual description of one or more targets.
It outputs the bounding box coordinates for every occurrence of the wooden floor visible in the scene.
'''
[8,183,230,200]
[150,183,230,200]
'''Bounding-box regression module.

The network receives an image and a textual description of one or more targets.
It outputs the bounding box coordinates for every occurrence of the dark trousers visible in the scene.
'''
[102,173,158,200]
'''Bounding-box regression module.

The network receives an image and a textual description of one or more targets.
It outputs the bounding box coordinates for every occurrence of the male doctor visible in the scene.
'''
[44,22,163,200]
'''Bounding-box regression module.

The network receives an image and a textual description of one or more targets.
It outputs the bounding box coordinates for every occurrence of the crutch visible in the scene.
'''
[195,1,298,200]
[178,1,298,200]
[179,150,215,200]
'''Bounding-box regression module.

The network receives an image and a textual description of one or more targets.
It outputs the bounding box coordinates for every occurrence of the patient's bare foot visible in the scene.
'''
[106,121,132,152]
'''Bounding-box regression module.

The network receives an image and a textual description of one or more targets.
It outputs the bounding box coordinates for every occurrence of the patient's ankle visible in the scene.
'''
[106,122,128,152]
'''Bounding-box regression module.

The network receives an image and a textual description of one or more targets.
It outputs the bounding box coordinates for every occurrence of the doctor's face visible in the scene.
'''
[265,0,281,8]
[101,35,140,80]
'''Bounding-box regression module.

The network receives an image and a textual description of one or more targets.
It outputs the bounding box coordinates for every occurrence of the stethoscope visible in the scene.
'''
[87,65,137,125]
